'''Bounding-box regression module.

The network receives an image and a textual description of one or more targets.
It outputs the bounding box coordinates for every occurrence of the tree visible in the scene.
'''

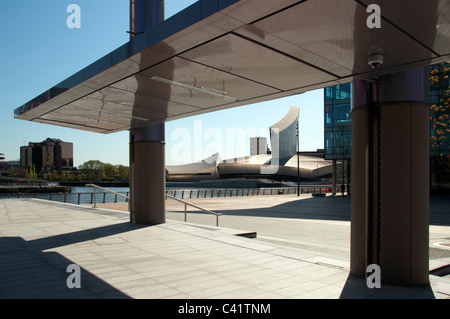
[60,170,72,181]
[78,160,105,180]
[9,166,27,178]
[29,164,37,181]
[116,164,129,180]
[104,163,119,180]
[42,171,53,181]
[429,62,450,186]
[77,160,129,181]
[51,170,62,181]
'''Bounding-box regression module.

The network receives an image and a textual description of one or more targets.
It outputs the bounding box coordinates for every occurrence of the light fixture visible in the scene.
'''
[74,104,149,122]
[150,76,238,102]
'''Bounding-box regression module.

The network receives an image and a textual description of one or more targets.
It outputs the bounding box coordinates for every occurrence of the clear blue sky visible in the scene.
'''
[0,0,324,166]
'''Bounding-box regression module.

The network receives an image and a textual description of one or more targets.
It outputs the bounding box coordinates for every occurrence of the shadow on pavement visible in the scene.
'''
[339,274,436,299]
[0,222,151,299]
[168,194,450,226]
[169,195,352,222]
[429,195,450,226]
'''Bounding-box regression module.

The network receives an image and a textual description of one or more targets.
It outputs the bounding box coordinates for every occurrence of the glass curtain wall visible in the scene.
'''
[429,62,450,192]
[323,63,450,192]
[324,83,351,190]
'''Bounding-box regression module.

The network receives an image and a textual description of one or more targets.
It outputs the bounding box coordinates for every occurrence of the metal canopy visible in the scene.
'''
[14,0,450,133]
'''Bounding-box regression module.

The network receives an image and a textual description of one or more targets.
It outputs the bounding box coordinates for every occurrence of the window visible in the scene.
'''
[333,104,351,124]
[325,112,333,127]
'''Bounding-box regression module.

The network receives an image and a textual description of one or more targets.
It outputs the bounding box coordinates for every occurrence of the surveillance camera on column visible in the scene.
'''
[368,54,384,69]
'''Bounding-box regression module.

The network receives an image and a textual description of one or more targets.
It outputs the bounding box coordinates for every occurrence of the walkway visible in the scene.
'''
[0,196,449,299]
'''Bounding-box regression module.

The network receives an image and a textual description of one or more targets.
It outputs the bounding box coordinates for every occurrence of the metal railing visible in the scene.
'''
[0,185,333,203]
[0,185,335,227]
[166,186,332,199]
[86,183,222,227]
[166,193,222,227]
[85,184,130,208]
[0,191,130,205]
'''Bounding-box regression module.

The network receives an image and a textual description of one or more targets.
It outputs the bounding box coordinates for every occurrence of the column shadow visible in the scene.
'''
[339,274,436,299]
[0,222,151,299]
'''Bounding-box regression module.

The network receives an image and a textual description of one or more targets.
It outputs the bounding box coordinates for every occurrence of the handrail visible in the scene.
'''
[166,193,222,227]
[86,183,222,227]
[85,183,129,208]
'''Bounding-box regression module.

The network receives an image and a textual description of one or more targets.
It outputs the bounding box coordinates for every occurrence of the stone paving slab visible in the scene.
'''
[0,198,449,299]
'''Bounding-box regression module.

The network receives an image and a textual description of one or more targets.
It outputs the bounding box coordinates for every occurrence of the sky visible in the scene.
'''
[0,0,324,167]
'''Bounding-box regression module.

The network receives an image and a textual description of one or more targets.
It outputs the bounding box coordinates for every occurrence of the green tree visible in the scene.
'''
[104,163,119,180]
[60,170,72,181]
[116,164,129,179]
[29,164,37,180]
[77,160,129,181]
[430,63,450,174]
[79,160,105,180]
[9,166,27,178]
[42,171,52,181]
[51,170,62,181]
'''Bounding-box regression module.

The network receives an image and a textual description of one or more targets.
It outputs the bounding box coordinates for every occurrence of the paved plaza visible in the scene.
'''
[0,195,449,299]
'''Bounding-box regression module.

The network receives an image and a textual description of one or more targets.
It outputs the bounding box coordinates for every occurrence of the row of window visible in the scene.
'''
[324,84,352,159]
[324,84,351,101]
[324,63,450,160]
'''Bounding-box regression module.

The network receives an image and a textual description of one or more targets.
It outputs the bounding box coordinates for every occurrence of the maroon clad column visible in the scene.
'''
[350,68,430,286]
[130,125,166,225]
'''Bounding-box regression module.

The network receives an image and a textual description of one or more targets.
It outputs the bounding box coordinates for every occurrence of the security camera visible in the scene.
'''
[368,54,384,69]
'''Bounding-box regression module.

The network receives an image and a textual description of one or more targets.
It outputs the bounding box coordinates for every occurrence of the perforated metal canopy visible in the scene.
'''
[14,0,450,133]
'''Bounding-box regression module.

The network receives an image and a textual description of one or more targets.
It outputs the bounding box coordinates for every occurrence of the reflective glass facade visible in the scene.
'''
[429,62,450,189]
[324,63,450,190]
[324,84,351,160]
[429,62,450,156]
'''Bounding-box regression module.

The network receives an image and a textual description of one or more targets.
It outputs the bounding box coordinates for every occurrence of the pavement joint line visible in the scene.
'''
[3,197,450,298]
[433,242,450,250]
[3,199,350,271]
[159,221,347,272]
[20,198,129,219]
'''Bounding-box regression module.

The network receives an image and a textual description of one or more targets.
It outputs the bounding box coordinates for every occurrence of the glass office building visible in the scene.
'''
[429,62,450,156]
[324,63,450,191]
[429,62,450,190]
[324,83,352,161]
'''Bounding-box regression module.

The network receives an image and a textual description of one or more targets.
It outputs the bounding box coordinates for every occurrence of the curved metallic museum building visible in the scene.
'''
[166,106,332,182]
